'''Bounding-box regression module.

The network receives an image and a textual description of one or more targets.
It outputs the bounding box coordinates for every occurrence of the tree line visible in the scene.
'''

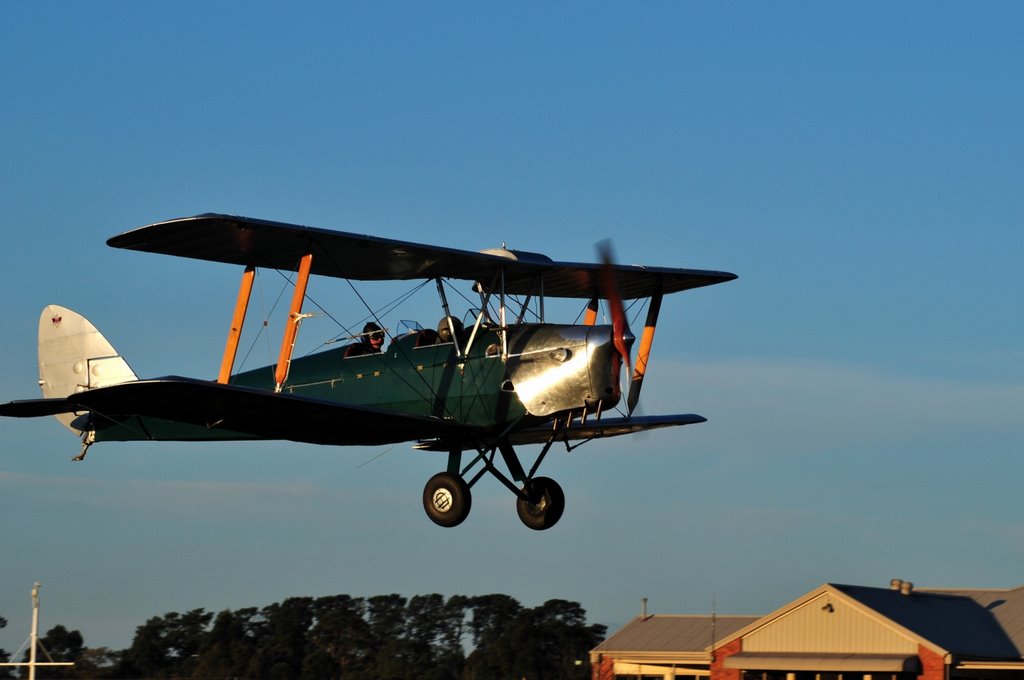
[0,593,606,679]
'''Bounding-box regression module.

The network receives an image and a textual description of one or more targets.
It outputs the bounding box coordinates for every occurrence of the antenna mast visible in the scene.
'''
[0,583,75,679]
[710,594,717,664]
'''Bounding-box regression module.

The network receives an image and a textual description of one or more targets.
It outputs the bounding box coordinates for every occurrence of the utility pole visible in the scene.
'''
[0,582,75,678]
[29,583,40,680]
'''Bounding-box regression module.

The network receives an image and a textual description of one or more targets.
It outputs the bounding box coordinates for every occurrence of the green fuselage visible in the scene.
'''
[236,328,524,426]
[94,328,529,443]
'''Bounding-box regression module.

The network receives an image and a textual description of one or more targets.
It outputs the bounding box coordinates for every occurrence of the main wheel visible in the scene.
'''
[423,472,472,528]
[516,476,565,530]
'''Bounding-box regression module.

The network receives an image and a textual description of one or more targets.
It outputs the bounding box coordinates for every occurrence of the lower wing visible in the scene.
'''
[413,413,706,451]
[507,413,707,446]
[0,376,471,447]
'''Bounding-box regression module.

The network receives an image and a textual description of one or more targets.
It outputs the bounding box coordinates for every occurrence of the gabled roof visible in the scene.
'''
[593,615,759,658]
[835,584,1024,660]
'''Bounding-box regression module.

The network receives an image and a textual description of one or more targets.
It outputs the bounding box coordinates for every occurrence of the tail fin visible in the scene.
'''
[38,305,138,432]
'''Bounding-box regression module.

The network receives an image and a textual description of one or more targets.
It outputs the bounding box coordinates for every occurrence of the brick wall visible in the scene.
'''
[917,645,946,680]
[711,638,743,680]
[592,654,615,680]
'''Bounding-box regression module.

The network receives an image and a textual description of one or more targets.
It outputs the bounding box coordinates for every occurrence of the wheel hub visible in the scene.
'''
[432,488,454,513]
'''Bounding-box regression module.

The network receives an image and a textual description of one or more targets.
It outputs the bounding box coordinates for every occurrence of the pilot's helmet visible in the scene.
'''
[363,322,384,342]
[437,316,463,342]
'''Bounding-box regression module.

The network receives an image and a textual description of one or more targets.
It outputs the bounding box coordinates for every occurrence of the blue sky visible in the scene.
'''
[2,1,1022,653]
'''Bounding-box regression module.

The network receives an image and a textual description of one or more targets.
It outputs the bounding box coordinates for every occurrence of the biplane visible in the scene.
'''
[0,214,736,530]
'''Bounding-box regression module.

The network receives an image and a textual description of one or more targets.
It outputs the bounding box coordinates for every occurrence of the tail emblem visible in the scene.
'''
[51,315,62,327]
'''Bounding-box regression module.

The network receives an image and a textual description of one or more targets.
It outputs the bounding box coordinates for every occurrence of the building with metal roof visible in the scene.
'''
[591,581,1024,680]
[591,613,760,679]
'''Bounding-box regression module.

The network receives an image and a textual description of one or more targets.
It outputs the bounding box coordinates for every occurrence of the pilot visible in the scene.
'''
[346,322,385,357]
[436,316,463,344]
[363,322,385,353]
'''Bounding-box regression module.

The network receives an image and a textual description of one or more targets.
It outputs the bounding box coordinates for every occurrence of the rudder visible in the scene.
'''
[38,305,138,432]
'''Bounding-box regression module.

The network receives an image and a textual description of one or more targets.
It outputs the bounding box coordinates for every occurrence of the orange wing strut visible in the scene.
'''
[583,297,599,326]
[626,283,663,416]
[218,266,256,384]
[274,252,314,392]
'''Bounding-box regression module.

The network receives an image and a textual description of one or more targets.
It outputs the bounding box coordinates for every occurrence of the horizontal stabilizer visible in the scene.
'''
[0,398,80,418]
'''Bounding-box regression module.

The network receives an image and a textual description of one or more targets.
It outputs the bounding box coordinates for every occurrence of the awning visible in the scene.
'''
[957,661,1024,671]
[723,653,921,673]
[614,662,710,677]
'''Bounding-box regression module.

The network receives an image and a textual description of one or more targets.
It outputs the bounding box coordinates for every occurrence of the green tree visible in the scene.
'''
[0,614,11,680]
[504,600,607,680]
[364,594,469,680]
[250,597,314,679]
[303,595,372,680]
[366,595,407,644]
[466,594,522,648]
[464,597,605,680]
[403,594,446,676]
[70,647,119,679]
[464,594,524,680]
[5,591,605,679]
[420,594,468,680]
[117,608,212,678]
[118,615,168,677]
[192,608,261,680]
[365,594,407,677]
[20,624,83,679]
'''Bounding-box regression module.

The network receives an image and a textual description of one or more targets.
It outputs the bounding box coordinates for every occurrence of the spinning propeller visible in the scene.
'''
[598,241,637,414]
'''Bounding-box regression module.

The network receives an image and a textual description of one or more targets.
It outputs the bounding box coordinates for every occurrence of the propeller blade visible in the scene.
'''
[598,240,633,381]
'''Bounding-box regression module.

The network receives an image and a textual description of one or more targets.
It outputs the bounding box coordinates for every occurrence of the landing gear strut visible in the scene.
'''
[421,435,568,530]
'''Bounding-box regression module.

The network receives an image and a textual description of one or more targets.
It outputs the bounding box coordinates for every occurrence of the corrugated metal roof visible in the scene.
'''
[833,583,1024,659]
[925,586,1024,653]
[593,615,759,654]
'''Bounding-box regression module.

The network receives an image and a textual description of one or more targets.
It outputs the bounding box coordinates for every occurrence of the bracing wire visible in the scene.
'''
[304,278,433,355]
[304,242,460,419]
[235,267,289,377]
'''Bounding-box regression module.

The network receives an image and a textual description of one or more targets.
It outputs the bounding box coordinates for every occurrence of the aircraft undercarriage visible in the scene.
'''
[422,432,569,530]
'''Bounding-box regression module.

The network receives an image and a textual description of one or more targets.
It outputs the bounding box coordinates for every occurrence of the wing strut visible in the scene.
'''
[218,265,255,384]
[275,252,313,392]
[626,281,664,415]
[583,296,599,325]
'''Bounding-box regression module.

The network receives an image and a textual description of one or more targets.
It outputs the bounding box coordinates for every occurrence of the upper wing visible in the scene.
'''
[1,377,475,447]
[106,213,737,299]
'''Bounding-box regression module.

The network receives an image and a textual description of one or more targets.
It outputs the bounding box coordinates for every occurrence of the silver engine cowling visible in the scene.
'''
[505,324,623,417]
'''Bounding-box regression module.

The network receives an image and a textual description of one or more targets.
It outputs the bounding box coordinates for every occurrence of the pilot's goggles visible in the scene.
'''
[370,332,384,341]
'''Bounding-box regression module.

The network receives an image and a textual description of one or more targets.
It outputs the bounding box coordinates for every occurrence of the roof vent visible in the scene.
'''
[900,581,914,596]
[890,578,903,590]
